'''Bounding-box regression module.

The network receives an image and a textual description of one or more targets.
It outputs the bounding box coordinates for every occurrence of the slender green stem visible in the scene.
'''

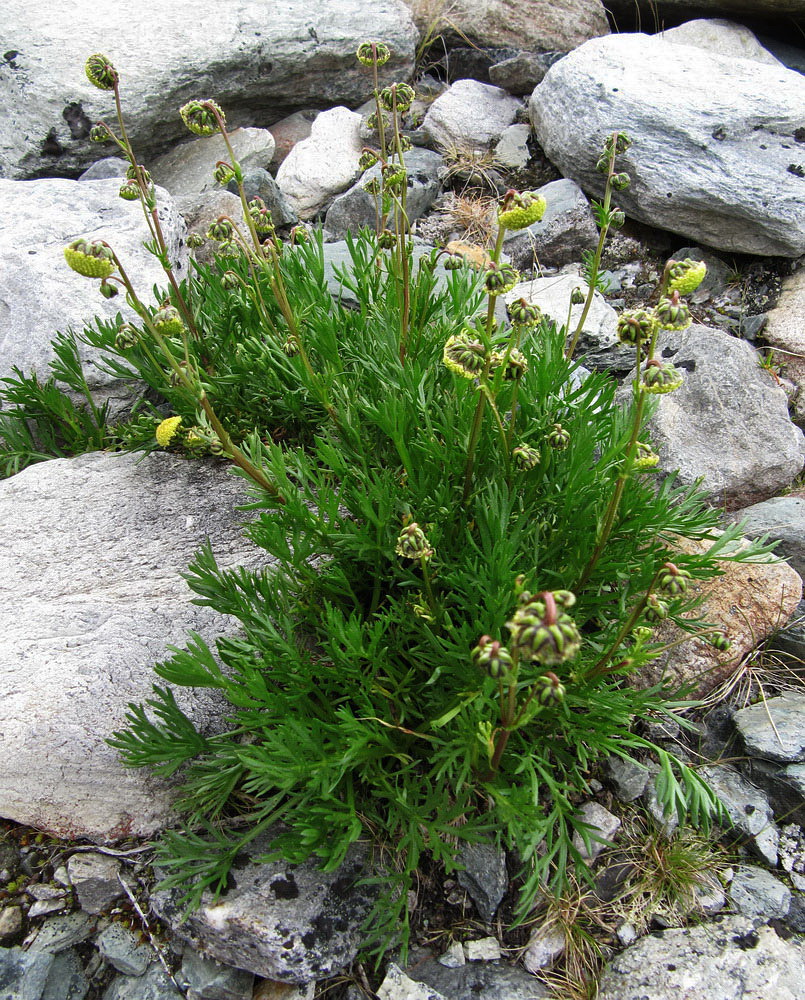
[585,567,663,679]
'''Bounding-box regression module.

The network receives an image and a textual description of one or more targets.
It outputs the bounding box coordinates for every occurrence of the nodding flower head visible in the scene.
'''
[356,41,391,67]
[490,348,527,381]
[667,258,707,296]
[381,162,406,191]
[89,122,113,143]
[180,99,225,137]
[155,415,182,447]
[610,171,631,191]
[547,423,570,450]
[633,441,660,470]
[207,216,235,242]
[506,590,581,665]
[358,148,379,171]
[289,225,310,245]
[658,561,692,597]
[248,197,275,234]
[442,251,465,271]
[377,229,396,250]
[443,330,487,379]
[570,286,585,305]
[114,323,139,350]
[221,270,240,291]
[99,279,118,299]
[535,672,566,706]
[213,161,236,186]
[604,131,632,155]
[282,335,300,357]
[379,82,415,113]
[645,593,669,622]
[513,444,540,470]
[118,179,140,201]
[641,359,684,395]
[655,290,691,330]
[187,232,205,249]
[609,206,626,229]
[85,54,118,91]
[366,111,391,133]
[484,262,519,296]
[507,298,541,328]
[498,189,547,231]
[709,630,731,652]
[152,303,185,337]
[64,238,116,279]
[617,308,655,346]
[472,635,514,679]
[395,522,434,561]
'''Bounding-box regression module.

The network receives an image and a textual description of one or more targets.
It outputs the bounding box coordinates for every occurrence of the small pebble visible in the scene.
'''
[463,936,501,961]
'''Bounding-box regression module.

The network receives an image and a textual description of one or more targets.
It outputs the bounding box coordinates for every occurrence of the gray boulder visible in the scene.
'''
[151,831,375,982]
[529,33,805,256]
[150,128,275,199]
[731,495,805,577]
[502,179,598,270]
[729,865,791,921]
[404,950,551,999]
[658,18,784,64]
[422,80,522,153]
[700,765,779,865]
[0,451,267,842]
[734,693,805,764]
[227,169,298,228]
[0,177,186,415]
[597,915,805,1000]
[0,0,417,179]
[629,325,805,508]
[325,148,444,239]
[764,268,805,426]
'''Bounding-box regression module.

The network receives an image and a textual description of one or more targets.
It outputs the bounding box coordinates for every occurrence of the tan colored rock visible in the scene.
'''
[638,535,802,695]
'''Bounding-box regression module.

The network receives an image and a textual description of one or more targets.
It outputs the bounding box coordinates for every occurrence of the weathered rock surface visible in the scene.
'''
[658,18,784,64]
[734,693,805,764]
[151,831,375,982]
[402,0,609,53]
[150,128,275,199]
[764,268,805,425]
[0,451,267,842]
[422,80,522,153]
[642,534,802,695]
[633,326,805,508]
[502,179,598,269]
[529,33,805,256]
[729,865,791,921]
[0,0,417,179]
[700,765,779,865]
[597,915,805,1000]
[0,177,186,414]
[404,950,551,999]
[732,495,805,577]
[454,843,507,923]
[276,107,364,220]
[325,148,444,240]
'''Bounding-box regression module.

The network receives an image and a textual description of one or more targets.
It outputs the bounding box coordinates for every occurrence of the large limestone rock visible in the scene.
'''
[150,128,275,199]
[402,0,609,53]
[0,451,268,842]
[0,0,417,180]
[423,80,522,153]
[529,33,805,256]
[658,19,784,65]
[0,177,186,413]
[276,107,364,220]
[631,326,805,508]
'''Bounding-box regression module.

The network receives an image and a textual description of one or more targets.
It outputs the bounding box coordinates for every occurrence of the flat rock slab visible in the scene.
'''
[0,177,186,414]
[151,831,375,982]
[0,0,417,179]
[734,693,805,764]
[529,32,805,256]
[731,496,805,577]
[598,916,805,999]
[0,451,268,842]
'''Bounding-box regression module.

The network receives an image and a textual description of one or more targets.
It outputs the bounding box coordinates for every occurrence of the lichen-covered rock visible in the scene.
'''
[0,452,267,842]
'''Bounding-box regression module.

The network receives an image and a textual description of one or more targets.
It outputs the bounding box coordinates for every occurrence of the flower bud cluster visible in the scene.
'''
[180,100,225,137]
[641,360,684,395]
[64,238,116,279]
[85,54,118,91]
[484,263,519,297]
[513,444,540,470]
[547,423,570,450]
[472,635,513,679]
[657,561,692,597]
[380,82,415,113]
[497,190,547,231]
[507,298,541,328]
[655,291,691,331]
[443,331,486,379]
[395,523,434,561]
[506,590,581,665]
[356,41,391,66]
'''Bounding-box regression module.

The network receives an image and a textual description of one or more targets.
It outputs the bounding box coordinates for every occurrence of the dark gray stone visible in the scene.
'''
[78,159,129,181]
[731,496,805,577]
[41,949,89,1000]
[96,923,152,977]
[488,52,553,95]
[503,179,598,269]
[102,962,183,1000]
[28,913,96,954]
[179,948,254,1000]
[404,950,550,999]
[735,693,805,764]
[227,169,297,228]
[0,946,55,1000]
[151,831,376,982]
[602,756,649,803]
[455,843,508,922]
[67,854,124,915]
[325,149,444,241]
[700,764,778,865]
[729,864,791,920]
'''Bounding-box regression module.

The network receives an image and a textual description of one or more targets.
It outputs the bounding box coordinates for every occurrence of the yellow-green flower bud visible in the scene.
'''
[282,335,300,357]
[380,82,415,113]
[180,99,225,137]
[611,172,631,191]
[484,263,519,296]
[535,672,566,706]
[216,239,240,258]
[381,163,406,191]
[472,635,513,679]
[667,258,707,295]
[609,206,626,229]
[183,426,208,451]
[85,54,118,91]
[490,348,527,381]
[358,149,379,171]
[377,229,396,250]
[289,225,310,245]
[442,252,465,271]
[153,303,184,337]
[641,360,684,395]
[709,630,731,652]
[213,161,236,186]
[507,298,541,327]
[99,279,118,299]
[90,123,113,143]
[513,444,540,470]
[633,441,660,470]
[155,415,182,447]
[356,41,391,67]
[207,216,234,242]
[570,286,585,305]
[397,135,413,152]
[506,590,581,665]
[221,270,240,290]
[118,179,140,201]
[657,561,692,597]
[209,436,226,456]
[64,238,116,279]
[498,190,547,231]
[366,111,391,133]
[248,197,275,234]
[605,132,632,155]
[395,523,434,561]
[187,232,205,249]
[114,323,139,350]
[645,593,669,622]
[632,625,653,643]
[596,155,610,174]
[443,331,486,379]
[547,423,570,450]
[363,176,382,197]
[655,291,691,330]
[617,309,655,346]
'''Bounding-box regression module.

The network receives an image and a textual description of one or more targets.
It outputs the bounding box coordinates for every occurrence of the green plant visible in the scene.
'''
[24,47,777,964]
